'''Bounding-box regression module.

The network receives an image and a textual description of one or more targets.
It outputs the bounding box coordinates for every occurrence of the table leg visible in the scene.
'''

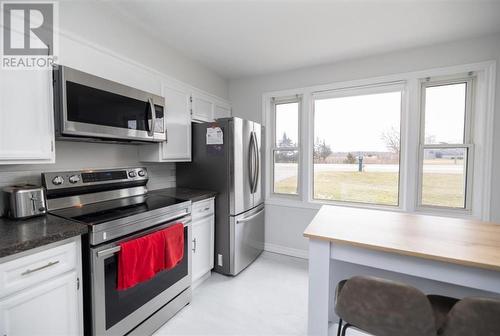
[308,239,332,336]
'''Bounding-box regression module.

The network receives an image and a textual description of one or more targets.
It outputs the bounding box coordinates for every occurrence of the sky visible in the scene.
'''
[275,83,467,153]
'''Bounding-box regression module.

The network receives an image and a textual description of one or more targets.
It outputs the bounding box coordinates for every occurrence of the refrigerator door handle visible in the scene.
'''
[253,131,260,194]
[248,132,255,192]
[250,131,258,194]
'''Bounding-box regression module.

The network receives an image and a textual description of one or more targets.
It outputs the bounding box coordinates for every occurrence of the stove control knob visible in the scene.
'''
[128,171,137,178]
[69,175,80,184]
[52,176,64,185]
[138,170,146,177]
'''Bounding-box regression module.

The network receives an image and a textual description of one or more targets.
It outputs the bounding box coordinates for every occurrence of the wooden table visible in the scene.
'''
[303,206,500,336]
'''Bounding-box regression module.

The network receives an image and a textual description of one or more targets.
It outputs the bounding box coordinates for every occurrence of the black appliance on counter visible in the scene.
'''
[42,167,191,336]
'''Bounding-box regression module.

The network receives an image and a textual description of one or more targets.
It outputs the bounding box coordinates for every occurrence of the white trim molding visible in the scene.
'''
[264,243,308,260]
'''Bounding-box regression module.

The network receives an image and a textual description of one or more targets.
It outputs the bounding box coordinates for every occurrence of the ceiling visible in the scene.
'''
[111,1,500,79]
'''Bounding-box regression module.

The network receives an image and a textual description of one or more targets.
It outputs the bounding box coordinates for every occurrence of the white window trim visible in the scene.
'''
[417,76,475,215]
[270,95,303,199]
[262,61,496,220]
[310,82,406,208]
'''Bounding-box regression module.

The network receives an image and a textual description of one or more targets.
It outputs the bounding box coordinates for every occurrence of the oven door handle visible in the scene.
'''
[96,246,121,258]
[95,218,191,259]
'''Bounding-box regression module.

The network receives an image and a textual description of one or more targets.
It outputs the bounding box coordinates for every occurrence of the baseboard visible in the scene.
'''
[192,270,211,290]
[264,243,308,259]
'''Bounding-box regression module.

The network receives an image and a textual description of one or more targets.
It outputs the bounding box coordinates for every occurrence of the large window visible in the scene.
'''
[272,97,300,195]
[419,78,473,209]
[313,87,402,206]
[265,63,494,219]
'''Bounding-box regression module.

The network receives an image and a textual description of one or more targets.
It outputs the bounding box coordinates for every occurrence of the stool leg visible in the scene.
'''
[336,319,343,336]
[341,323,351,336]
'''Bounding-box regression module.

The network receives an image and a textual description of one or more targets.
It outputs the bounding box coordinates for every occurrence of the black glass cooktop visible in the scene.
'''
[51,194,185,225]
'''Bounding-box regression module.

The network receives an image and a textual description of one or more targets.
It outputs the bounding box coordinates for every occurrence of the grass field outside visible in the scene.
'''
[274,163,465,208]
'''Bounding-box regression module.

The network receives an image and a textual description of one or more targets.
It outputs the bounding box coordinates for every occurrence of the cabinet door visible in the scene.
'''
[162,85,191,161]
[0,68,54,164]
[138,84,192,162]
[0,271,80,336]
[191,93,214,122]
[192,216,215,282]
[214,103,231,119]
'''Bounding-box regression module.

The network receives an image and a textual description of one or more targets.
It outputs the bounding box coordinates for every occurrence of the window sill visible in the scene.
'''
[266,196,479,220]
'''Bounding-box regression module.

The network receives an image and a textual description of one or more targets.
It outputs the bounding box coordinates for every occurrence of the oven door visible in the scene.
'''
[89,218,191,336]
[55,66,166,143]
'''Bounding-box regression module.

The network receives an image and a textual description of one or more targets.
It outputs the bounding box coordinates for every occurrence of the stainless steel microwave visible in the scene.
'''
[53,66,166,143]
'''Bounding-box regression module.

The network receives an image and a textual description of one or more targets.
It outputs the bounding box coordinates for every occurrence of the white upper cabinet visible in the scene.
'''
[191,91,232,122]
[214,101,232,119]
[191,91,215,122]
[0,68,55,164]
[139,82,192,162]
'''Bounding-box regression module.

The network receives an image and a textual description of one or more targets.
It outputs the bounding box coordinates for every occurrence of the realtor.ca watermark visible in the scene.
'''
[1,1,59,69]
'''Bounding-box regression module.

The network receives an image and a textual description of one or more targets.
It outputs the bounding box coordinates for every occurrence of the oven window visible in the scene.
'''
[104,226,188,330]
[66,81,164,132]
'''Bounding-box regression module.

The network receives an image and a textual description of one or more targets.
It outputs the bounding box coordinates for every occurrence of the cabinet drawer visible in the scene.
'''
[0,241,77,298]
[192,198,214,219]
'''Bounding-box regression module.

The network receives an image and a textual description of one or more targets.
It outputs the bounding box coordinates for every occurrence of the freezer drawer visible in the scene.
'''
[230,204,265,275]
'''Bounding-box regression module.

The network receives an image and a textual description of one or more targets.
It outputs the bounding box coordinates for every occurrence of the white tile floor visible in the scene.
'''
[153,252,309,336]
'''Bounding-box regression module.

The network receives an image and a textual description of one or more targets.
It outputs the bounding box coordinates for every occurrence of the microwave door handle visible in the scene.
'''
[147,97,156,137]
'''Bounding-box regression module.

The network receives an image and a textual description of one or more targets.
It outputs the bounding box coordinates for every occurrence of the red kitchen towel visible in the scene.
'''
[117,223,184,290]
[162,223,185,269]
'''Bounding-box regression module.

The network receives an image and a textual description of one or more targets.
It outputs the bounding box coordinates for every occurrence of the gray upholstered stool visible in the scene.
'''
[440,297,500,336]
[334,276,456,336]
[427,295,460,333]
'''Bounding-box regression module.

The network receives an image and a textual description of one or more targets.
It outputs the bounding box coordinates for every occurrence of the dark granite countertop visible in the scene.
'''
[0,214,88,259]
[150,187,217,203]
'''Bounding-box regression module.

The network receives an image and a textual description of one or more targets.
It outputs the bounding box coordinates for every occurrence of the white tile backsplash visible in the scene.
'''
[0,141,176,216]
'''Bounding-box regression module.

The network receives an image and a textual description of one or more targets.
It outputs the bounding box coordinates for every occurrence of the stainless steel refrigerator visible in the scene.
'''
[177,117,264,275]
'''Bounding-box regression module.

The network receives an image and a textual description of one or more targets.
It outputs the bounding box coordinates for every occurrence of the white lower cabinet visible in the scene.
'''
[191,198,215,285]
[0,271,80,336]
[0,238,83,336]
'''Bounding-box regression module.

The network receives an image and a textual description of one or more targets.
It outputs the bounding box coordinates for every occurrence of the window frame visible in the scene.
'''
[270,95,302,198]
[310,83,406,208]
[262,61,495,220]
[417,76,475,213]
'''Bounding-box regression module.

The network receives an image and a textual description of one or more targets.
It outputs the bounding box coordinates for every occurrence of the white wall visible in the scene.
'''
[229,33,500,256]
[59,1,228,99]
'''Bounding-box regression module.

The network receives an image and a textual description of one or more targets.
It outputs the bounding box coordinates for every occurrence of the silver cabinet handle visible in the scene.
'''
[21,260,59,276]
[236,208,264,224]
[192,238,197,253]
[203,207,210,211]
[148,97,156,137]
